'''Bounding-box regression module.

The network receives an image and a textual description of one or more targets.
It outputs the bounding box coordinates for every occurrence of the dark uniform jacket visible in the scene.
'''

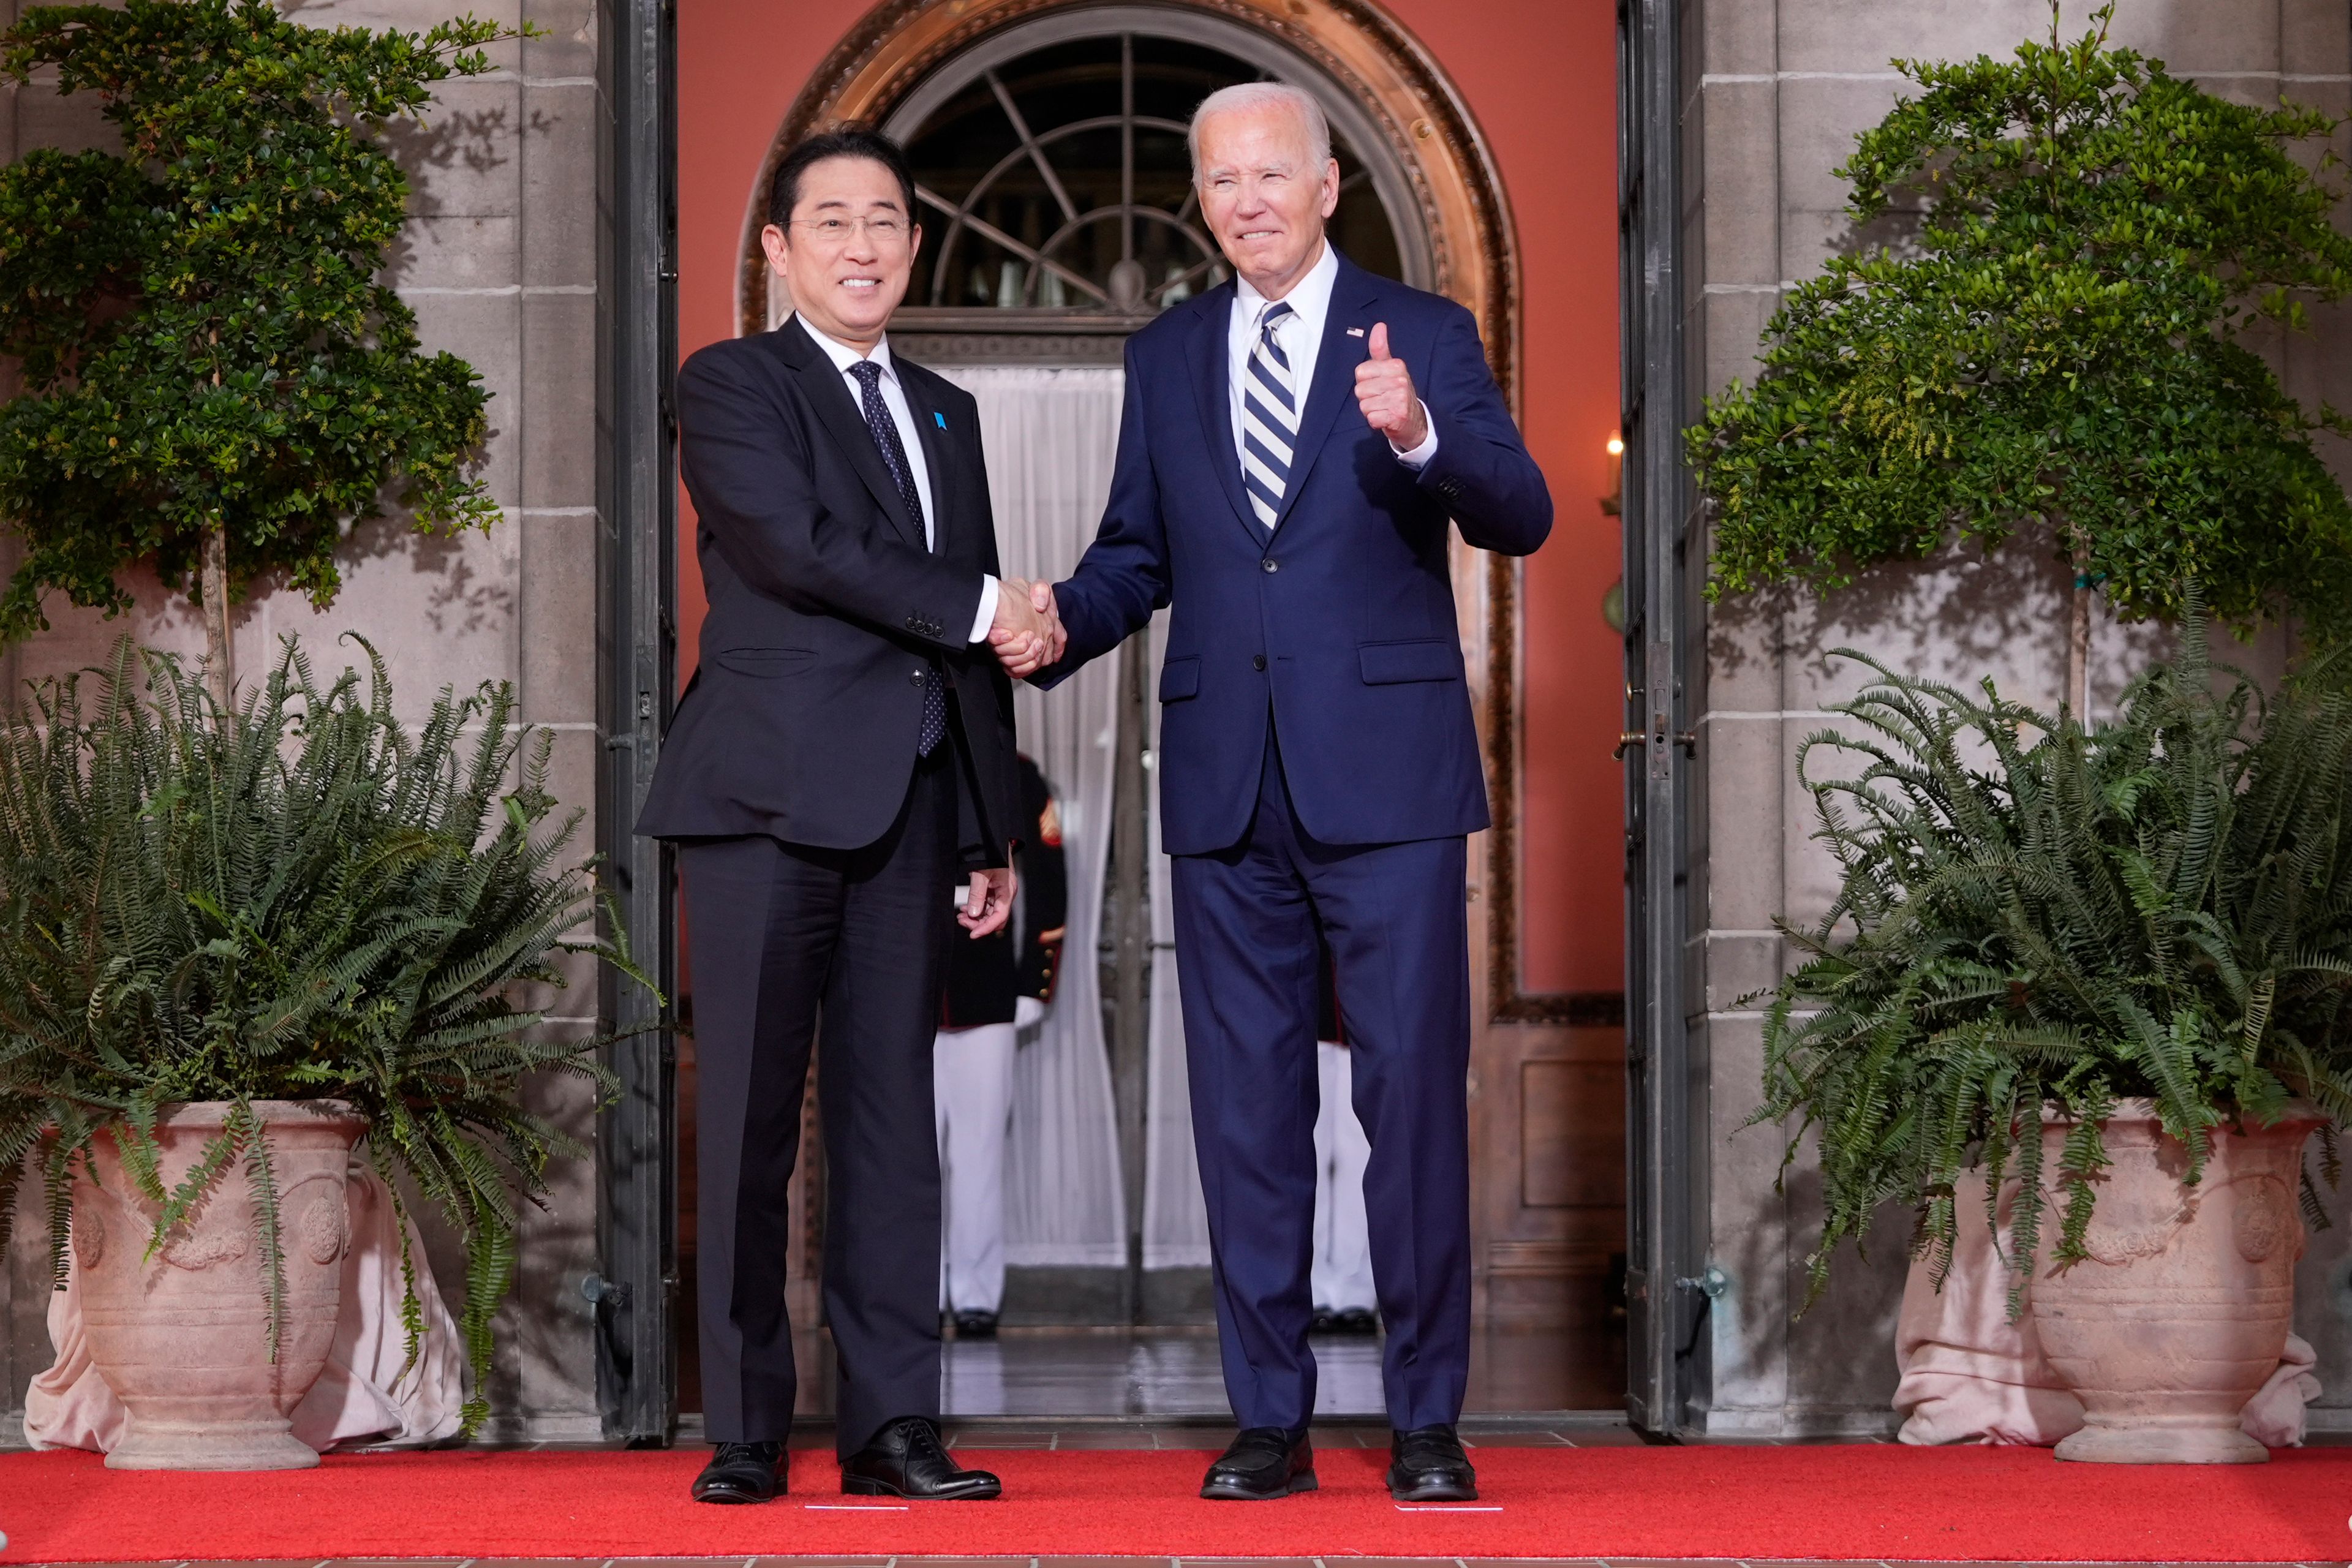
[943,755,1067,1028]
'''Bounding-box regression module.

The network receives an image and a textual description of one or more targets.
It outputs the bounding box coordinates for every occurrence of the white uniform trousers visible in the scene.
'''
[1311,1039,1378,1313]
[932,997,1039,1314]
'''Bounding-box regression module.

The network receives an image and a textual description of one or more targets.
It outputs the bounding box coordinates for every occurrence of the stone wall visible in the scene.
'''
[0,0,611,1443]
[1686,0,2352,1436]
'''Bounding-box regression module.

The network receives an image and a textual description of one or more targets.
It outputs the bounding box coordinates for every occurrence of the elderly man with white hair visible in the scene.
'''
[1008,79,1554,1502]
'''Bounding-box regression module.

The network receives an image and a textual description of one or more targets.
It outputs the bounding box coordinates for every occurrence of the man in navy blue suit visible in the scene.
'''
[1005,81,1553,1502]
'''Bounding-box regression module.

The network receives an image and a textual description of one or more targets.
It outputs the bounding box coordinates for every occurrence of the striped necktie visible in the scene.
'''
[1240,300,1298,532]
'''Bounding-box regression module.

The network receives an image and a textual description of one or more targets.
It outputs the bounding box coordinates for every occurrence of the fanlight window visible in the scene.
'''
[892,32,1409,323]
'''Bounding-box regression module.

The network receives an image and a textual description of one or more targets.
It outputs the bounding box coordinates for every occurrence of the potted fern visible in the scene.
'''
[1754,609,2348,1462]
[0,638,638,1469]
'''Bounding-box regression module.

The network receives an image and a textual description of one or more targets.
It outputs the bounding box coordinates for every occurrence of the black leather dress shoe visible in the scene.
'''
[1332,1308,1379,1336]
[952,1310,999,1339]
[692,1439,785,1503]
[1387,1424,1477,1501]
[1200,1427,1316,1500]
[842,1415,1002,1500]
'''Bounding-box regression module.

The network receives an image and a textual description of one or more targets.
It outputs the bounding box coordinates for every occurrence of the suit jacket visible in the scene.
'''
[941,753,1068,1028]
[636,320,1021,862]
[1037,251,1553,854]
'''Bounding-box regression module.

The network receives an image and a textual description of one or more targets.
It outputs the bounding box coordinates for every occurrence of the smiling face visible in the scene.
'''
[760,154,921,352]
[1194,100,1340,301]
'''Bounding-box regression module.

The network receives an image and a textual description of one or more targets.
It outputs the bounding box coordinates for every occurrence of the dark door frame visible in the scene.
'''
[1615,0,1698,1436]
[595,0,681,1446]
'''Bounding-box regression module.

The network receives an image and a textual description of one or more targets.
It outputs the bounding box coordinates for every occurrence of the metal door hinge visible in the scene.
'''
[1675,1264,1729,1299]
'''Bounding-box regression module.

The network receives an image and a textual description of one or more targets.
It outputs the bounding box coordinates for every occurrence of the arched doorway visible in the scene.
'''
[744,0,1517,361]
[665,0,1621,1425]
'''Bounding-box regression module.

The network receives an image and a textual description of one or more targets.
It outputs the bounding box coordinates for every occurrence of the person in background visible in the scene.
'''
[1310,943,1378,1336]
[935,755,1068,1338]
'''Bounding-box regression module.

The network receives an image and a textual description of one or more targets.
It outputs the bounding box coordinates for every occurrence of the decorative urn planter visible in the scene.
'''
[71,1100,364,1470]
[2034,1098,2321,1464]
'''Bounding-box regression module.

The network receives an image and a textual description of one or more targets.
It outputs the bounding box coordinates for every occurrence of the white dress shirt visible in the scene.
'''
[1227,240,1437,516]
[796,314,999,643]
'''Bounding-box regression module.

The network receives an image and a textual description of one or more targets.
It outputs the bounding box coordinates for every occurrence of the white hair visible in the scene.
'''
[1188,81,1333,180]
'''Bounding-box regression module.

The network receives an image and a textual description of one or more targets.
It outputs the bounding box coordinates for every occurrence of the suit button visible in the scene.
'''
[910,669,926,687]
[1262,558,1279,573]
[905,616,921,630]
[1253,654,1267,672]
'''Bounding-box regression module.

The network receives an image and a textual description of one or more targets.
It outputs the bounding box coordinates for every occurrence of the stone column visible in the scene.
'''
[0,0,612,1442]
[1687,0,2352,1438]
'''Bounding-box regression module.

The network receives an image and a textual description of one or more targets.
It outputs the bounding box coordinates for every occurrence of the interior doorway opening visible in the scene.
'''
[664,0,1630,1428]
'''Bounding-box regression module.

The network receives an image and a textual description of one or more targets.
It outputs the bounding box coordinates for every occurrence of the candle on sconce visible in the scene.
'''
[1601,434,1629,630]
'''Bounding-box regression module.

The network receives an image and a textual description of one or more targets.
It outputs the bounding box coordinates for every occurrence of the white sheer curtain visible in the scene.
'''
[937,365,1128,1267]
[1141,609,1213,1268]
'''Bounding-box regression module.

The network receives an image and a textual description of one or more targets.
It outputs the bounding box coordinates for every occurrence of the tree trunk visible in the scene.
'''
[2066,545,2092,722]
[2066,578,2091,719]
[200,518,232,714]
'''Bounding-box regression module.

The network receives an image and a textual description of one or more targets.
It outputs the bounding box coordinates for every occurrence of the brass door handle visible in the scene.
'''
[1616,728,1697,759]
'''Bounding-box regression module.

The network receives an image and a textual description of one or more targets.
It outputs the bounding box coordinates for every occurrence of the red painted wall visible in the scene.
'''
[674,0,1623,995]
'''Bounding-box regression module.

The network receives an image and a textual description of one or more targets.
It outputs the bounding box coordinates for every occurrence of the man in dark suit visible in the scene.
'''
[1014,81,1553,1502]
[638,126,1060,1506]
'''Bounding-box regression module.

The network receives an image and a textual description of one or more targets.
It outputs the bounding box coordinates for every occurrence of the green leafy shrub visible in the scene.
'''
[1754,608,2351,1311]
[0,636,639,1433]
[0,0,520,704]
[1689,5,2352,708]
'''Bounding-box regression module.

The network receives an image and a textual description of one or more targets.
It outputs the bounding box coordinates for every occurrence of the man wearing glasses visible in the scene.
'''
[638,126,1063,1506]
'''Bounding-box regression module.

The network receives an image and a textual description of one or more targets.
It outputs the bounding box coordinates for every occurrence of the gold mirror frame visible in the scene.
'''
[742,0,1594,1026]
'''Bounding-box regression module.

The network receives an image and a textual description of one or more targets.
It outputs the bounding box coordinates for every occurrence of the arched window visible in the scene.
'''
[754,8,1455,342]
[886,26,1415,323]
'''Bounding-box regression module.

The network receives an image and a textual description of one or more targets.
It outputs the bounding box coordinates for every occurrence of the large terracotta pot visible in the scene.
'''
[72,1100,364,1470]
[2034,1098,2321,1464]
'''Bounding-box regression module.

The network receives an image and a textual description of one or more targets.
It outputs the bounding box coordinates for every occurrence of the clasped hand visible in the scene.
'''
[990,578,1066,677]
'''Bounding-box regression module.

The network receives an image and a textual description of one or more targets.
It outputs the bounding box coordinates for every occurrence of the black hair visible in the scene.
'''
[767,124,919,230]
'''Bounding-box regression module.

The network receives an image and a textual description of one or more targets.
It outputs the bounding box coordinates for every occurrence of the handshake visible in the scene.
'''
[988,578,1066,679]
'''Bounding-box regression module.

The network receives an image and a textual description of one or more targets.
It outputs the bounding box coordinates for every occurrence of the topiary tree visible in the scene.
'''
[1689,4,2352,714]
[0,0,518,709]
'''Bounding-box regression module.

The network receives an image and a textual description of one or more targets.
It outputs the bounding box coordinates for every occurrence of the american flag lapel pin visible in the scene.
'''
[1346,326,1366,338]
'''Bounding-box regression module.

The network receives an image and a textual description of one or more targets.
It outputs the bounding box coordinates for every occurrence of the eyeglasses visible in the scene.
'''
[787,216,912,247]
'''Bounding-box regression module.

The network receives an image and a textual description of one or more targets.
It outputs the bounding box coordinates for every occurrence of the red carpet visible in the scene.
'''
[2,1444,2348,1562]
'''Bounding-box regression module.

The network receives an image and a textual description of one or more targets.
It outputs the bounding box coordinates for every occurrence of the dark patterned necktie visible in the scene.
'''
[850,358,946,758]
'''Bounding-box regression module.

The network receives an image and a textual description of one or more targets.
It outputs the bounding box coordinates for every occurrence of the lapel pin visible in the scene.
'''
[1346,326,1366,338]
[933,410,947,429]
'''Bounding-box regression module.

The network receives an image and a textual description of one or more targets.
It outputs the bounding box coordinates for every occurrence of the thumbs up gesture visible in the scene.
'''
[1354,321,1430,452]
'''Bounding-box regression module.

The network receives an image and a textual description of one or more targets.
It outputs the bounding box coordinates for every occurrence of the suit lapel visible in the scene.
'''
[905,371,955,560]
[1269,258,1375,533]
[1183,287,1264,546]
[774,317,927,553]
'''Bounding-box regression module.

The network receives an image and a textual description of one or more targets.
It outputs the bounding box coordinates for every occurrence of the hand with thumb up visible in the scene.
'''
[1354,320,1430,453]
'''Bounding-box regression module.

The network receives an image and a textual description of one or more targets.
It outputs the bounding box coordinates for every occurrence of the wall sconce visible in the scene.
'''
[1602,433,1627,631]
